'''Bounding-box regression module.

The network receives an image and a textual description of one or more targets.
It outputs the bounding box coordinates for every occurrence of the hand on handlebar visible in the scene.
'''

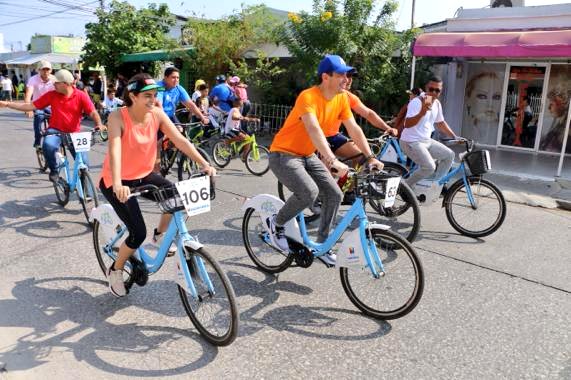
[330,159,349,178]
[367,157,384,171]
[113,184,131,203]
[201,164,217,177]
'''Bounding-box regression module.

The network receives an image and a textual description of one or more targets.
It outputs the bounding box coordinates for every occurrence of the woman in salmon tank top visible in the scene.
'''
[98,73,216,297]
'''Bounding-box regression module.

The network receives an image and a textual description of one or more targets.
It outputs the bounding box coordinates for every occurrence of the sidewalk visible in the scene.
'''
[485,171,571,210]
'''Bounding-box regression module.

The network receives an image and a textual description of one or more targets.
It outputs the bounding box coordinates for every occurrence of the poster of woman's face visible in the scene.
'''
[462,63,506,145]
[539,65,571,154]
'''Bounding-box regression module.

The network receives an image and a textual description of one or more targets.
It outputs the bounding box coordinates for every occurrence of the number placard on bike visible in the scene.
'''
[383,176,401,208]
[176,177,211,216]
[71,132,92,152]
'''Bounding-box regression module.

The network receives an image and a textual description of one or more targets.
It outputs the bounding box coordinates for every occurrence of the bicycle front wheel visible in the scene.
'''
[178,247,239,346]
[177,147,212,181]
[245,145,270,176]
[340,228,424,320]
[36,147,48,172]
[53,169,70,206]
[78,169,99,225]
[242,207,294,273]
[212,141,232,168]
[445,176,506,238]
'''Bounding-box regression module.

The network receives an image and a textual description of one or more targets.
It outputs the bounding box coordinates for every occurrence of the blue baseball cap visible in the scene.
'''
[317,55,354,76]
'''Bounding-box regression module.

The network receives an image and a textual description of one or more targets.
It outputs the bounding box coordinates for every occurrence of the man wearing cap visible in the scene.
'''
[209,75,236,113]
[25,60,56,148]
[1,69,104,182]
[266,54,383,266]
[156,67,208,125]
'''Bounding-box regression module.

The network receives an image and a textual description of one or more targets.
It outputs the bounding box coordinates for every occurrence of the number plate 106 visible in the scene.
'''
[175,176,211,217]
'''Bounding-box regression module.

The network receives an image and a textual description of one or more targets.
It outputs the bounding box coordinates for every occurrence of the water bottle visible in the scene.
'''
[55,151,65,167]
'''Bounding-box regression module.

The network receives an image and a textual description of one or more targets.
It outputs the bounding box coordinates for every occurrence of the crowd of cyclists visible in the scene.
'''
[0,53,462,298]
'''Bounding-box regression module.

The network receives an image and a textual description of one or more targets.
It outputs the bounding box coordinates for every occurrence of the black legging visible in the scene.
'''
[99,172,172,249]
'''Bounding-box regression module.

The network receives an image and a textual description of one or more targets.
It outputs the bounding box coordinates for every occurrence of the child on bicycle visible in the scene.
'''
[100,73,216,298]
[224,98,259,160]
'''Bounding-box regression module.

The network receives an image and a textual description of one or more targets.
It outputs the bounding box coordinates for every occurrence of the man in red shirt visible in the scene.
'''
[0,69,103,182]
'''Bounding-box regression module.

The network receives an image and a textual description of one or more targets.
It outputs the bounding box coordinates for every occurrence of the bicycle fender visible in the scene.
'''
[90,204,125,243]
[183,238,204,251]
[242,194,302,243]
[367,223,391,230]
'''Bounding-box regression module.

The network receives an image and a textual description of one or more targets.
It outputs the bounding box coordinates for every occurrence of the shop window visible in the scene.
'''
[539,64,571,154]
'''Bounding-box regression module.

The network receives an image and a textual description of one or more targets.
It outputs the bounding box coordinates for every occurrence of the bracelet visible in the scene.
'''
[366,154,376,161]
[326,157,337,168]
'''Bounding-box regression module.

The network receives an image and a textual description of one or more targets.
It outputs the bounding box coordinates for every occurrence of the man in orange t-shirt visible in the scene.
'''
[267,55,383,266]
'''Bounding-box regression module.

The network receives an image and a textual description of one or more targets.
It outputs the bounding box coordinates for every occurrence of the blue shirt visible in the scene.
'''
[156,81,191,117]
[209,83,235,112]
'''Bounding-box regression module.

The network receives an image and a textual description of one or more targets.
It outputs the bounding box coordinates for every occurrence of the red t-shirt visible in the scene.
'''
[33,88,95,133]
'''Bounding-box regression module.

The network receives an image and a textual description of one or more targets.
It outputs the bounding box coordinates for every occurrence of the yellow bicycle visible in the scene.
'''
[211,133,270,176]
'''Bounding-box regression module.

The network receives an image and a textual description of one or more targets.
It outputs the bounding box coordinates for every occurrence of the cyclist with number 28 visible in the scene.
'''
[99,73,216,298]
[268,54,383,266]
[0,69,104,183]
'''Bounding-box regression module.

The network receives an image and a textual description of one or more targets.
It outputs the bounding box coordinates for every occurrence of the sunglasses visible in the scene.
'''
[428,87,441,94]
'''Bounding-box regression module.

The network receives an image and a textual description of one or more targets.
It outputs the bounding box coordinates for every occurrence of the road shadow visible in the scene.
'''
[0,276,218,377]
[222,258,392,341]
[415,230,485,245]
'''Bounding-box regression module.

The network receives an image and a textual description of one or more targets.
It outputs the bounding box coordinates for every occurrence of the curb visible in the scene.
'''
[556,199,571,211]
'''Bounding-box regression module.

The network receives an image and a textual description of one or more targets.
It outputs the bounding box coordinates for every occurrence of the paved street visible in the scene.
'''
[0,109,570,380]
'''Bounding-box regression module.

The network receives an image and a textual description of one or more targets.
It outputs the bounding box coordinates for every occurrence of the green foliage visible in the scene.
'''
[229,52,286,104]
[82,0,177,78]
[276,0,419,115]
[185,5,282,86]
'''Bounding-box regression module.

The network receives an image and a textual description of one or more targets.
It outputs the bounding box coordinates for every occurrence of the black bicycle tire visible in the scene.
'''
[444,176,506,238]
[340,228,424,320]
[177,247,239,346]
[245,145,270,176]
[53,175,70,206]
[277,181,321,224]
[78,170,99,225]
[242,207,294,273]
[177,147,212,181]
[36,148,48,172]
[212,140,232,168]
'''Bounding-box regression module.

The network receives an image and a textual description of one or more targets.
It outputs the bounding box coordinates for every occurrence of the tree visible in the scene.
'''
[82,0,176,78]
[184,5,282,86]
[276,0,418,115]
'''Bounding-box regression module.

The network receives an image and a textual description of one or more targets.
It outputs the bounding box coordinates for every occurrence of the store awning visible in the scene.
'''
[120,47,194,63]
[413,30,571,58]
[4,52,81,66]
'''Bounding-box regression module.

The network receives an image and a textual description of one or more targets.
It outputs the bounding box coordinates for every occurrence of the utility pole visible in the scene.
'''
[409,0,417,89]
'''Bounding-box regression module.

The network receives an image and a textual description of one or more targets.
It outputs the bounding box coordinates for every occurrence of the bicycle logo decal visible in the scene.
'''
[261,201,277,214]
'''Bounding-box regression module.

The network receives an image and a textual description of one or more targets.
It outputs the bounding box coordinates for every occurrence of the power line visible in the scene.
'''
[0,0,99,27]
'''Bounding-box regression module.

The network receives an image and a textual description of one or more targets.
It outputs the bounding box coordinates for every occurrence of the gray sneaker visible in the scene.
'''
[265,215,289,252]
[144,228,177,256]
[106,265,126,297]
[318,251,337,267]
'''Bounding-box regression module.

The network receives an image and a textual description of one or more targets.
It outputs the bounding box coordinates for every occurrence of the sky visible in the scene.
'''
[1,0,570,52]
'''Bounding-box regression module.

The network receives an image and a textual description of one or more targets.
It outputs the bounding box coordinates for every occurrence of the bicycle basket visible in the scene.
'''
[356,172,401,200]
[464,150,491,175]
[152,185,185,214]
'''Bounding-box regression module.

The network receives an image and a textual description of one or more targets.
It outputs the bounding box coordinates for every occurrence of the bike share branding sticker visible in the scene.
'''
[71,132,92,152]
[176,176,211,216]
[336,246,365,269]
[383,176,401,208]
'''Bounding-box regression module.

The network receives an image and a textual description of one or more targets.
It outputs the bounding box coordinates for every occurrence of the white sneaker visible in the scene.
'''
[318,251,337,267]
[144,228,176,256]
[106,265,126,297]
[265,215,289,252]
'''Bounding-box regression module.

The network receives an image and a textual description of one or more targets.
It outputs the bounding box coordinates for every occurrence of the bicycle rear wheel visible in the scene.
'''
[177,147,212,181]
[212,141,232,168]
[444,176,506,238]
[78,169,99,225]
[340,228,424,320]
[245,145,270,176]
[36,147,48,172]
[178,247,239,346]
[242,207,294,273]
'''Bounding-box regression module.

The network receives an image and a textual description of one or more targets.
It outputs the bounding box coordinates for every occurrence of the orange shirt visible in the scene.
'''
[324,91,364,137]
[101,108,160,187]
[270,86,352,156]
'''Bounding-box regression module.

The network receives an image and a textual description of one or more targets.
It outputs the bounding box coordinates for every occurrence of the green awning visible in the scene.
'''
[120,47,194,63]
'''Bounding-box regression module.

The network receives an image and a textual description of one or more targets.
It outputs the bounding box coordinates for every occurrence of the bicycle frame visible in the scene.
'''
[102,210,214,299]
[228,134,259,160]
[377,136,407,166]
[295,196,385,278]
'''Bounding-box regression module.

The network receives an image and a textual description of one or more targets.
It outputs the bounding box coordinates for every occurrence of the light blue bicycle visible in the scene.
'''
[49,130,99,224]
[91,179,239,346]
[242,170,424,320]
[372,134,507,238]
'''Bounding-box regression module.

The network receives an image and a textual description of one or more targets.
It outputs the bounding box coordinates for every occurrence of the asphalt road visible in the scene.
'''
[0,109,570,380]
